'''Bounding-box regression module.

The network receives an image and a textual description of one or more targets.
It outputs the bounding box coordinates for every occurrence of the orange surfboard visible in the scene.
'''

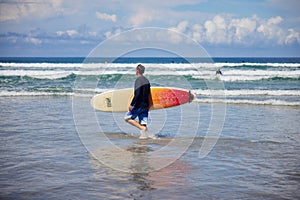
[91,87,195,112]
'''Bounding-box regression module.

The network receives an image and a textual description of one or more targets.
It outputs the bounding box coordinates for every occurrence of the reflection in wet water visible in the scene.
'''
[89,141,192,199]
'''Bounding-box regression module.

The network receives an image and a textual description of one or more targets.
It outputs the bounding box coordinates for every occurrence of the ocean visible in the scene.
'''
[0,57,299,106]
[1,57,299,199]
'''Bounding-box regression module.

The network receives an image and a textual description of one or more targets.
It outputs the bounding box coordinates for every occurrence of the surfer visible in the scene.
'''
[216,68,223,75]
[125,64,156,139]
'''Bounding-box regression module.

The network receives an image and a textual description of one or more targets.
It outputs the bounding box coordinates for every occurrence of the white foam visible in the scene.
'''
[0,70,74,79]
[0,62,84,68]
[194,98,300,106]
[73,88,110,94]
[0,90,98,97]
[1,89,299,106]
[192,74,300,81]
[192,89,300,96]
[1,62,300,82]
[2,62,299,69]
[222,69,300,76]
[211,62,300,68]
[0,90,72,97]
[1,68,299,77]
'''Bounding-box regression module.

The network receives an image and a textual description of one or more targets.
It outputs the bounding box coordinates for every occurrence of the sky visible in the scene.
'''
[0,0,300,57]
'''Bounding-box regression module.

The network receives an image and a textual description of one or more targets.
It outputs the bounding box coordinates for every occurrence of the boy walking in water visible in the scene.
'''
[124,64,156,139]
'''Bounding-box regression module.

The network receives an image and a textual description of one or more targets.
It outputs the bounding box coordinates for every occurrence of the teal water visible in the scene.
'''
[1,57,300,106]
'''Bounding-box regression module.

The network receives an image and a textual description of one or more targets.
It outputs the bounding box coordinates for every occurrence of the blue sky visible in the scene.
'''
[0,0,299,57]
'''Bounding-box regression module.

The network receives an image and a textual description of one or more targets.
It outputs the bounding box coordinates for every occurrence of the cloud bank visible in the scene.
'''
[170,15,300,46]
[0,0,64,22]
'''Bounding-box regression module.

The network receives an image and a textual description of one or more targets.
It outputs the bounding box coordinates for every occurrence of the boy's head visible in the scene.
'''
[136,64,145,75]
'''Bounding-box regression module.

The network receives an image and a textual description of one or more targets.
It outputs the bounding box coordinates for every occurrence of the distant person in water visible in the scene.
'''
[216,68,223,75]
[124,64,156,139]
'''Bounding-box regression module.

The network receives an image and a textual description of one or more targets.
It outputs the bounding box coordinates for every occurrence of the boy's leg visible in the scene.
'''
[125,118,147,131]
[125,107,150,139]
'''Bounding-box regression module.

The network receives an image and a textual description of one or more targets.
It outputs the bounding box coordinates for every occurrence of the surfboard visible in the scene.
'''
[91,87,195,112]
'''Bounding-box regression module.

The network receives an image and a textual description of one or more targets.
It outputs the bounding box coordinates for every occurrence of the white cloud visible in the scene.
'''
[66,30,78,36]
[0,4,20,21]
[267,16,282,25]
[171,15,300,46]
[176,21,189,33]
[229,16,257,43]
[191,24,203,42]
[129,9,154,27]
[104,31,112,38]
[25,37,42,45]
[104,28,123,39]
[56,29,78,37]
[168,21,190,44]
[96,11,117,22]
[257,16,285,44]
[166,29,184,44]
[204,15,228,44]
[0,0,64,22]
[285,29,300,44]
[80,40,92,44]
[56,31,65,36]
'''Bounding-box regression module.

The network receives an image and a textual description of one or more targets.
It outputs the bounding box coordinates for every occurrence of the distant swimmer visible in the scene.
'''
[216,68,223,75]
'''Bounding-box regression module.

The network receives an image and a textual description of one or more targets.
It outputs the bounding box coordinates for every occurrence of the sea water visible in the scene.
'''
[0,57,299,199]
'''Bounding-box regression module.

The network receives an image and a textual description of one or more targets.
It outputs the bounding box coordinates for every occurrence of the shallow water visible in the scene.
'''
[1,96,299,199]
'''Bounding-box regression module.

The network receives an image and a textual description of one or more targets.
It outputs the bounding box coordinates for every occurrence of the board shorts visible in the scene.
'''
[124,106,149,125]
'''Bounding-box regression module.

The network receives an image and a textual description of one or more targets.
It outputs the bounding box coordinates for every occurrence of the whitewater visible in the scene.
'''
[0,57,299,106]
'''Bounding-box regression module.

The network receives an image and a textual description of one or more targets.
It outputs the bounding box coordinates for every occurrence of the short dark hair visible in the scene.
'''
[136,64,145,74]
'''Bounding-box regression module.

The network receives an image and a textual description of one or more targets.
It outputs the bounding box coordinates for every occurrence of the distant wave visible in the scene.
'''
[0,90,95,97]
[0,90,73,97]
[0,70,75,79]
[2,88,298,97]
[194,99,300,106]
[193,89,300,96]
[1,59,299,107]
[1,89,299,106]
[211,62,300,68]
[1,68,299,82]
[191,75,300,82]
[1,62,300,69]
[0,62,86,69]
[0,88,110,97]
